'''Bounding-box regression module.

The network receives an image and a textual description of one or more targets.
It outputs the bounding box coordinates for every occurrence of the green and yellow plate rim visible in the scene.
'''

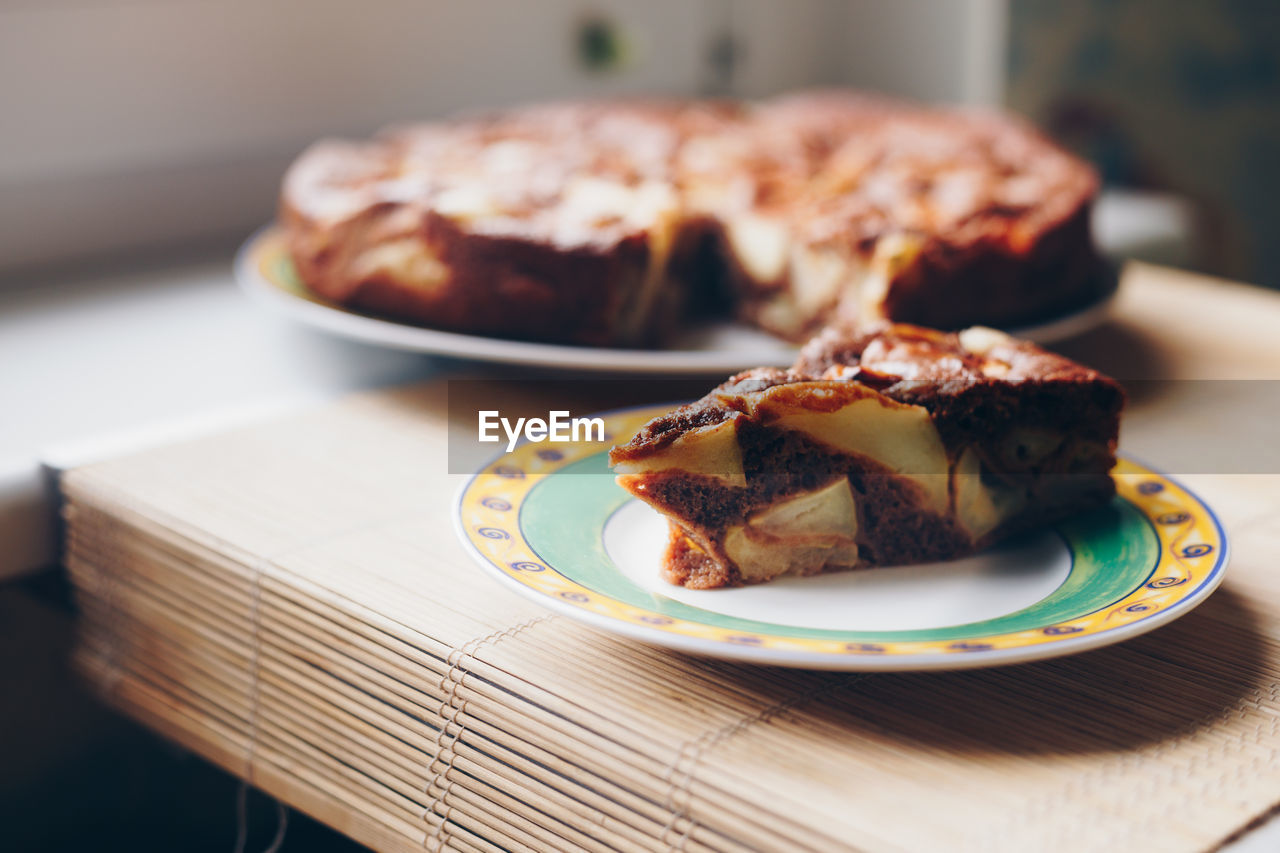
[456,404,1229,670]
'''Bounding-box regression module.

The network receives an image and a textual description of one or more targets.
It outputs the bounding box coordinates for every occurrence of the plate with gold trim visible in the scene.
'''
[455,404,1228,671]
[237,227,1118,375]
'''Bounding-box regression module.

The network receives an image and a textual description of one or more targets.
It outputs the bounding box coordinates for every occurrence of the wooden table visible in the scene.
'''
[61,262,1280,853]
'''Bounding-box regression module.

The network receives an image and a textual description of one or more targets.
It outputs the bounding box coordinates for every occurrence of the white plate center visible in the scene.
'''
[603,500,1072,632]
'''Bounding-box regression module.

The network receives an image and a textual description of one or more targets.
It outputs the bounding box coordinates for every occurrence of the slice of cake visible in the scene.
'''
[609,324,1124,588]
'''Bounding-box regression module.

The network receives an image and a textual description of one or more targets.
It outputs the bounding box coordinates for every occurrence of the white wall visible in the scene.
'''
[820,0,1008,105]
[0,0,1003,275]
[0,0,722,273]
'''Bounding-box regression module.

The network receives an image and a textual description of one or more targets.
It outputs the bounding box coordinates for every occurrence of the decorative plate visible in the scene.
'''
[456,405,1228,671]
[237,227,1118,375]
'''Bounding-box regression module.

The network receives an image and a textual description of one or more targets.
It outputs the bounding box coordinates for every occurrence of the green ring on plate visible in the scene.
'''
[519,453,1158,642]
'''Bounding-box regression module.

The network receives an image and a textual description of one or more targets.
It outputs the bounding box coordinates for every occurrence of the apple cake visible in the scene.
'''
[609,324,1124,588]
[280,93,1103,345]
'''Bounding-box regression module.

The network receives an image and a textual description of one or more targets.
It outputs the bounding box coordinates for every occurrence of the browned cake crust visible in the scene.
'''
[610,325,1124,588]
[280,102,724,346]
[280,93,1101,345]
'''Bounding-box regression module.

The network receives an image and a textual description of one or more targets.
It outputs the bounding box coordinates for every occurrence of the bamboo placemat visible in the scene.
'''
[63,263,1280,852]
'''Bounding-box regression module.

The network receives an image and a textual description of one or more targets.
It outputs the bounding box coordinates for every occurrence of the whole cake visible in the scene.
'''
[280,93,1103,346]
[609,325,1124,588]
